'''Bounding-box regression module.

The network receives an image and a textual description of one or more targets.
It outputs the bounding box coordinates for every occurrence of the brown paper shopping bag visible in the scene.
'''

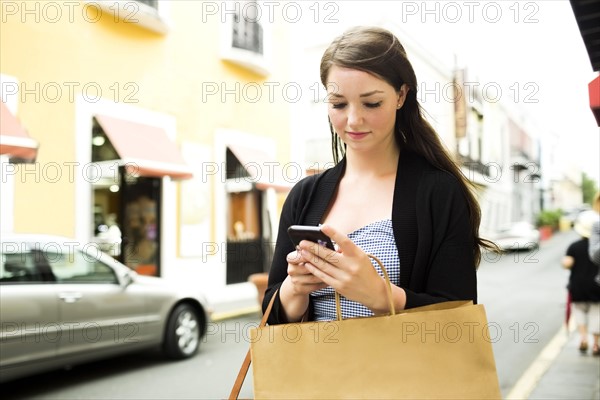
[230,255,501,399]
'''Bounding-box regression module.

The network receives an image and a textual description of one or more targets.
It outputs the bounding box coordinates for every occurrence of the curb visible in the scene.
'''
[506,320,575,399]
[210,305,261,322]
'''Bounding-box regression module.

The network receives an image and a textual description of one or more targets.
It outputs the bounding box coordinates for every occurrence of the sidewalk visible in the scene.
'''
[527,327,600,399]
[209,282,261,321]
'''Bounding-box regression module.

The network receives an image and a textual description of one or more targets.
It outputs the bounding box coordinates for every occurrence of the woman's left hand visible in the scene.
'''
[297,224,391,314]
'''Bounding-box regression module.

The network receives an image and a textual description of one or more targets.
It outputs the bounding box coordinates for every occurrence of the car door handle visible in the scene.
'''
[59,292,82,303]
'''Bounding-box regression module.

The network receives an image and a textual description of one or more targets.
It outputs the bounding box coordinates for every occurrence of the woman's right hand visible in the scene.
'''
[278,248,328,322]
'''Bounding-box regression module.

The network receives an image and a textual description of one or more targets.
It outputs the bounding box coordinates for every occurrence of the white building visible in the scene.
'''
[290,19,545,239]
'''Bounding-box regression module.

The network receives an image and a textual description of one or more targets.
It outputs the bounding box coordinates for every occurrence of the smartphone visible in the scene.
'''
[287,225,335,250]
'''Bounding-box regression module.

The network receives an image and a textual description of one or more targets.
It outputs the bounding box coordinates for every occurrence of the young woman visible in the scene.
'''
[263,26,495,323]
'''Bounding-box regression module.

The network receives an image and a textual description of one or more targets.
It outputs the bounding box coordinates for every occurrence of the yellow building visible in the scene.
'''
[1,1,294,306]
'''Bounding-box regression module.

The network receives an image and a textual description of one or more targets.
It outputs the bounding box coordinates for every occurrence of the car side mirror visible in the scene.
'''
[120,271,134,288]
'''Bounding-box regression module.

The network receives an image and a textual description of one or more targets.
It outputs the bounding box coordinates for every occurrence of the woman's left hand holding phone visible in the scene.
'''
[278,247,328,322]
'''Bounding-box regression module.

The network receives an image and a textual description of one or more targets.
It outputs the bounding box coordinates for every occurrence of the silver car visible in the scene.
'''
[0,234,211,383]
[493,221,541,251]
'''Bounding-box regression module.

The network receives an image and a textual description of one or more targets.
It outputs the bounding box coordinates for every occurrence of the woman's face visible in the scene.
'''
[326,65,407,155]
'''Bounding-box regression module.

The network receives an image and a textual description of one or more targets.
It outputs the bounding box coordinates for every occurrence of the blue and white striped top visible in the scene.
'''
[310,219,400,321]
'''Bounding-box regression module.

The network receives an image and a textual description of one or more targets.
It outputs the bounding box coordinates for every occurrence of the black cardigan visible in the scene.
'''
[263,150,477,324]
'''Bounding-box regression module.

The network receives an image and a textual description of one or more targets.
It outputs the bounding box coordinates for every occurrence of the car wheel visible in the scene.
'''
[164,303,200,359]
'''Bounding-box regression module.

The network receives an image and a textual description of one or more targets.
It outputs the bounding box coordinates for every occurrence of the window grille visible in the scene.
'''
[136,0,158,9]
[232,13,264,54]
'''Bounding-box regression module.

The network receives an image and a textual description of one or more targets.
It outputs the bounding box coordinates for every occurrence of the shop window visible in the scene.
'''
[90,118,161,277]
[92,119,119,163]
[228,191,260,241]
[90,118,122,254]
[121,176,161,277]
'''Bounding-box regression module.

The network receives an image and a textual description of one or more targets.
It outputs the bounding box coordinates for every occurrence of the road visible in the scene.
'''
[478,229,577,397]
[2,230,577,399]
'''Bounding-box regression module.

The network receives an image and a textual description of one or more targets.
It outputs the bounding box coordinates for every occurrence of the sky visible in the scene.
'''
[291,0,600,184]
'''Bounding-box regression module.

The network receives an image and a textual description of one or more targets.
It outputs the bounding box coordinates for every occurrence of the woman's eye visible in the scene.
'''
[331,103,346,109]
[365,102,382,108]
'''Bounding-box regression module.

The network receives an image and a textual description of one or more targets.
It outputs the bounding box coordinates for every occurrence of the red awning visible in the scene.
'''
[228,144,294,192]
[94,114,192,180]
[0,101,38,163]
[588,75,600,127]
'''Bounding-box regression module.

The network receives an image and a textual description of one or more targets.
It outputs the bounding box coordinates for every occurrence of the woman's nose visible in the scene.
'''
[347,105,363,127]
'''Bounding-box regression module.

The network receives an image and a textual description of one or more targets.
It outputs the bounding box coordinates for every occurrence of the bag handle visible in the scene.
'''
[228,290,277,400]
[229,253,394,399]
[334,253,396,320]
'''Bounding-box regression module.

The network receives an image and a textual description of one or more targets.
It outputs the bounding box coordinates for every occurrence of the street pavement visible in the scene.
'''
[527,325,600,399]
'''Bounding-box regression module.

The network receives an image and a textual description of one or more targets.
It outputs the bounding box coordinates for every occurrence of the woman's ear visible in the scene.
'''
[396,84,409,109]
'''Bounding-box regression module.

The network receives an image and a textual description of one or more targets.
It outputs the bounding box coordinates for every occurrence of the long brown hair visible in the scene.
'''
[320,26,497,266]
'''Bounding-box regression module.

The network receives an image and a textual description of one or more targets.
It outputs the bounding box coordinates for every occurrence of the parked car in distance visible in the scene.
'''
[493,221,541,251]
[0,234,211,383]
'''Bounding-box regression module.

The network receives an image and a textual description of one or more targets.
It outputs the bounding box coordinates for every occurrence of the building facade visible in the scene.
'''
[1,0,295,309]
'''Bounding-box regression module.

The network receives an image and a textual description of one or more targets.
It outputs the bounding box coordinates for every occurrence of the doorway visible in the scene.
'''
[225,148,271,284]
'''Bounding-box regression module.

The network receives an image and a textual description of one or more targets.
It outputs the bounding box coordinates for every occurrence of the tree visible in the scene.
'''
[582,172,598,205]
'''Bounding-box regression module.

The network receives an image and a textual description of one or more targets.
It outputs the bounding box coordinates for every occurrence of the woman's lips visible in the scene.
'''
[346,131,369,139]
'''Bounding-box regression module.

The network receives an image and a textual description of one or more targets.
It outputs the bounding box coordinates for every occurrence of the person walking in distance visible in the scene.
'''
[562,209,600,356]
